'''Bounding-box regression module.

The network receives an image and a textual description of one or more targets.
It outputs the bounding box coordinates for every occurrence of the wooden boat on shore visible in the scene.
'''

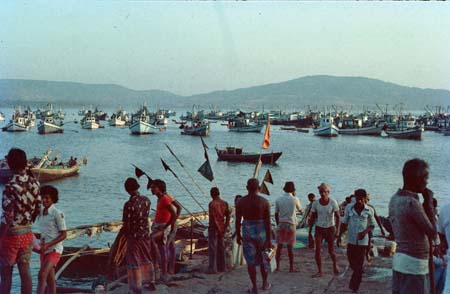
[215,146,282,164]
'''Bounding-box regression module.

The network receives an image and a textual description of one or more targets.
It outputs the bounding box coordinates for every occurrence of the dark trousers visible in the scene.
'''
[347,244,368,291]
[208,228,226,273]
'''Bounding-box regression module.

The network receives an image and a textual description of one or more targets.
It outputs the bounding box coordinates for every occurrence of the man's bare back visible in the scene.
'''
[238,192,270,220]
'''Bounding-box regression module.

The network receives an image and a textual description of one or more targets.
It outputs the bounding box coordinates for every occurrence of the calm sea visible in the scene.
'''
[1,106,449,291]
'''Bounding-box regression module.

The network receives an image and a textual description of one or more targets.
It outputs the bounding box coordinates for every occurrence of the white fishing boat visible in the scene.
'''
[109,108,129,126]
[338,117,382,136]
[313,117,339,137]
[0,111,5,121]
[38,116,64,134]
[2,109,32,132]
[81,112,99,130]
[129,105,158,135]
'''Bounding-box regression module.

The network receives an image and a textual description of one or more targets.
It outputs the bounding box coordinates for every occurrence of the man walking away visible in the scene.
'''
[208,187,231,273]
[338,189,375,293]
[275,181,302,272]
[389,158,436,294]
[236,178,272,294]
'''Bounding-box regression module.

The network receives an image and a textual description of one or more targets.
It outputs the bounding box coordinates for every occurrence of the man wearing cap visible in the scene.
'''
[274,181,302,272]
[338,189,376,293]
[122,177,156,293]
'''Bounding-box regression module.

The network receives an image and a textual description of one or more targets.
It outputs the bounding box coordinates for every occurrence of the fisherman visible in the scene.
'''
[207,187,231,273]
[306,193,316,249]
[274,181,302,272]
[309,183,340,277]
[149,179,177,282]
[338,189,376,293]
[122,177,156,293]
[0,148,41,294]
[236,178,272,294]
[389,158,436,294]
[35,185,67,294]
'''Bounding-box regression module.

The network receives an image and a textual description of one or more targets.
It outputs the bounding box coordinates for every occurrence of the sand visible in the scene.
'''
[104,246,392,294]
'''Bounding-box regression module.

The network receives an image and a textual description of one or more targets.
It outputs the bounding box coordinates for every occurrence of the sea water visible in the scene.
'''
[1,107,449,291]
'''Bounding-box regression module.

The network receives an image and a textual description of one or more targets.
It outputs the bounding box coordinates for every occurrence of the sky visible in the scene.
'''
[1,1,449,96]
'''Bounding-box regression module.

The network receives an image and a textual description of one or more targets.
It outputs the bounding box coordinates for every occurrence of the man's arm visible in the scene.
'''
[225,202,231,229]
[165,203,178,234]
[334,211,341,237]
[235,204,242,245]
[172,200,182,218]
[411,197,436,240]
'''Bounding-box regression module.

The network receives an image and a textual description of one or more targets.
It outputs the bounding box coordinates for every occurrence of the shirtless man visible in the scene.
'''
[236,178,272,294]
[309,183,340,277]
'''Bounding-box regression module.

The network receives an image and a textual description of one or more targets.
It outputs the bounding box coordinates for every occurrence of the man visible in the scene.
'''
[338,189,376,293]
[122,177,156,293]
[438,201,450,294]
[389,158,436,294]
[274,181,302,272]
[0,148,41,294]
[236,178,272,294]
[309,183,340,277]
[208,187,231,273]
[150,179,178,282]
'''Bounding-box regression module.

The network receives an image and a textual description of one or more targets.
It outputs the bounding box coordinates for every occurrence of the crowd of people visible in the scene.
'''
[1,147,449,294]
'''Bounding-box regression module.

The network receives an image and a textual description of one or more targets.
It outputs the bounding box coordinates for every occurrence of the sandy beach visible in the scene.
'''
[104,246,392,294]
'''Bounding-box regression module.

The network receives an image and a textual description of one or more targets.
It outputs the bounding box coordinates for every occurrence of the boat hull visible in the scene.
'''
[181,125,209,136]
[228,125,263,133]
[109,118,126,126]
[82,121,99,129]
[31,164,81,182]
[338,126,382,136]
[3,122,29,132]
[313,125,339,137]
[38,121,64,134]
[216,151,282,164]
[129,120,156,135]
[385,128,423,140]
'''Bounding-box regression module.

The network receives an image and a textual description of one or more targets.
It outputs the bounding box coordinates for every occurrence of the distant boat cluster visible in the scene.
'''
[1,103,450,139]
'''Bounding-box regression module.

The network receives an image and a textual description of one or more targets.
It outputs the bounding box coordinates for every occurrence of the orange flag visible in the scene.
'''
[262,116,270,149]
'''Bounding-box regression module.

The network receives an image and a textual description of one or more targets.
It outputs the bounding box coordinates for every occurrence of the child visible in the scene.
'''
[35,185,67,294]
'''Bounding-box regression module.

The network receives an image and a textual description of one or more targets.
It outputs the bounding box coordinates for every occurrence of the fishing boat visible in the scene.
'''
[180,120,210,136]
[227,117,264,133]
[384,126,424,140]
[338,117,382,136]
[2,109,32,132]
[313,117,339,137]
[296,128,310,133]
[109,108,130,126]
[0,111,5,121]
[37,116,64,134]
[93,107,108,121]
[81,111,99,129]
[215,146,282,164]
[129,104,158,135]
[0,149,84,183]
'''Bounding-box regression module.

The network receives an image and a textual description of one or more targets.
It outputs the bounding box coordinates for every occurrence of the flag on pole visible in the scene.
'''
[161,158,178,178]
[133,164,146,178]
[198,137,214,181]
[198,160,214,182]
[259,182,270,195]
[262,116,271,149]
[263,169,273,184]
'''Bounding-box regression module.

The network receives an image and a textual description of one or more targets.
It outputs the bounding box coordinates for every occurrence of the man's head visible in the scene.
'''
[6,148,27,173]
[354,189,368,205]
[210,187,220,199]
[150,179,166,196]
[246,178,259,193]
[40,185,59,208]
[234,195,242,205]
[318,183,330,199]
[124,177,140,194]
[402,158,429,193]
[283,181,295,193]
[307,193,316,202]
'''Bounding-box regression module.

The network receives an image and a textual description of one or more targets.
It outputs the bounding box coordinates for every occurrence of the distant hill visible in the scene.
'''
[1,76,449,109]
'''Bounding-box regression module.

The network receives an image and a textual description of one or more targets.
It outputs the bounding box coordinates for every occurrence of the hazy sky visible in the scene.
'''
[1,1,449,96]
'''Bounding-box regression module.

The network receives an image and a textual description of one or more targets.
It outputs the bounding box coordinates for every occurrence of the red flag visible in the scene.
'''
[262,117,270,149]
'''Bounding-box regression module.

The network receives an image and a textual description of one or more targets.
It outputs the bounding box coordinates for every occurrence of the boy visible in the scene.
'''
[35,185,67,294]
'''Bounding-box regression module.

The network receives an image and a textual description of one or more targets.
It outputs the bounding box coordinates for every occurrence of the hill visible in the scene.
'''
[0,76,449,109]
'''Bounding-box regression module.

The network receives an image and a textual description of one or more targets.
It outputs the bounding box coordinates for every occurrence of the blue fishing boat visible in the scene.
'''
[313,117,339,137]
[129,104,158,135]
[180,120,210,136]
[227,117,264,133]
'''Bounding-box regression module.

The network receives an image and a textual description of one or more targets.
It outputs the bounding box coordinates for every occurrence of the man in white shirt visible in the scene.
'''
[309,183,340,277]
[274,181,302,272]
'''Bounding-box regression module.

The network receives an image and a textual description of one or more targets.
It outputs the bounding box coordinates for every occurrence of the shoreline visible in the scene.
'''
[99,246,392,294]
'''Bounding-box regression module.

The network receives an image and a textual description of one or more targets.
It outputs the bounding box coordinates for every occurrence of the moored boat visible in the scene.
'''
[180,120,210,136]
[38,116,64,134]
[385,126,424,140]
[81,112,100,129]
[227,118,264,133]
[2,109,32,132]
[109,108,130,126]
[313,117,339,137]
[215,146,282,164]
[0,111,5,121]
[129,105,158,135]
